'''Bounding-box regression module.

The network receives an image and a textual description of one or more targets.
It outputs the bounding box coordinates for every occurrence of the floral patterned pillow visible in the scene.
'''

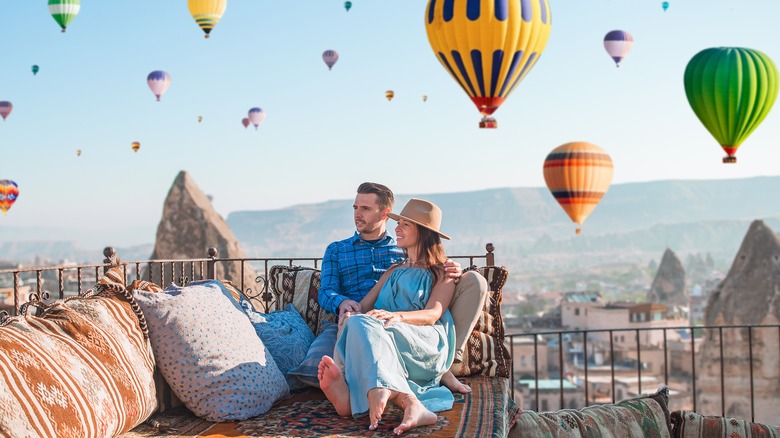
[671,410,780,438]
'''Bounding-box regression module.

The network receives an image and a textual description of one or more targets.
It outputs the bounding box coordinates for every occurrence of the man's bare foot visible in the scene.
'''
[318,355,351,416]
[441,370,471,394]
[393,395,437,435]
[367,387,395,430]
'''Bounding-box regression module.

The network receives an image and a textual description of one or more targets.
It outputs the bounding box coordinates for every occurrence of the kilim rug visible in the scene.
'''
[122,377,518,438]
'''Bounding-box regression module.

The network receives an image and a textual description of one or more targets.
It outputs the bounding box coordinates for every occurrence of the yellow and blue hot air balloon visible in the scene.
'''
[425,0,552,128]
[188,0,227,39]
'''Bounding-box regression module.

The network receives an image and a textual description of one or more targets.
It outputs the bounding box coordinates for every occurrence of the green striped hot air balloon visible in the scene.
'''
[48,0,80,33]
[684,47,779,163]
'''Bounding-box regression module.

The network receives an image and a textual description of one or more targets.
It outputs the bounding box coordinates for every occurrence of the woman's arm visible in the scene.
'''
[367,272,455,326]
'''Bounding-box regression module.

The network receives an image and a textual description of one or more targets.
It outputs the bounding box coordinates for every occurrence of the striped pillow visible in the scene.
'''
[268,266,336,336]
[451,266,512,378]
[0,268,157,437]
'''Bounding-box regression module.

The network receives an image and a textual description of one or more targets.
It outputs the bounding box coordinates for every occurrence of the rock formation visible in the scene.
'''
[147,171,258,295]
[646,248,688,306]
[697,220,780,424]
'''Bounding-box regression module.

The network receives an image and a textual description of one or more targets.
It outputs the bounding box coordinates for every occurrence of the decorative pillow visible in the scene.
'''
[288,320,339,388]
[671,410,780,438]
[241,302,315,391]
[133,279,289,422]
[451,266,512,378]
[268,265,336,335]
[0,267,157,438]
[509,386,672,438]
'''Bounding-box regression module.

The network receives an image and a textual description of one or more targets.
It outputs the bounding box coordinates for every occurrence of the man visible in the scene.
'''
[318,182,488,392]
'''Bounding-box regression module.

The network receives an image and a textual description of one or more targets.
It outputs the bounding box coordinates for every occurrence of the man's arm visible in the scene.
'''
[317,243,348,315]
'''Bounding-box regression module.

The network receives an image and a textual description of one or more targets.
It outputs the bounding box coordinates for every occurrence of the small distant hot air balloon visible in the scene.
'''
[422,95,427,102]
[188,0,226,39]
[241,117,250,129]
[543,142,613,234]
[197,115,203,123]
[247,107,265,130]
[0,180,19,216]
[662,2,669,12]
[385,90,394,101]
[323,50,339,70]
[49,0,80,33]
[604,30,634,67]
[344,1,352,12]
[426,0,551,128]
[0,102,12,121]
[32,65,40,76]
[147,71,172,102]
[131,142,141,153]
[76,149,81,157]
[684,47,779,163]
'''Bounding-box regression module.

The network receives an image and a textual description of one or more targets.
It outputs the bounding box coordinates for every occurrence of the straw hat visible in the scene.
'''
[387,198,450,240]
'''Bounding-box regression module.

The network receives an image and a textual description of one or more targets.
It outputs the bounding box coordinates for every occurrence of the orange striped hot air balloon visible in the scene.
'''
[543,142,613,234]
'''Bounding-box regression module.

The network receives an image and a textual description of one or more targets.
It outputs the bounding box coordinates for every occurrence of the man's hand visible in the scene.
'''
[338,299,361,316]
[444,259,462,283]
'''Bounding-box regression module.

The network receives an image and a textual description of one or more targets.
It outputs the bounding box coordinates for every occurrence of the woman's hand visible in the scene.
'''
[366,309,402,326]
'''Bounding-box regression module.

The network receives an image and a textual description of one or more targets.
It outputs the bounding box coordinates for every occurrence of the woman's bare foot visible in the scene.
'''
[393,395,438,435]
[441,370,471,394]
[367,387,395,430]
[318,355,351,416]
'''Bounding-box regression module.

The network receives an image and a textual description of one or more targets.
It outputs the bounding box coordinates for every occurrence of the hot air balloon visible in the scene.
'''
[603,30,633,67]
[425,0,551,128]
[385,90,394,101]
[0,102,12,121]
[147,71,172,102]
[32,65,40,76]
[0,180,19,216]
[422,95,428,102]
[188,0,226,39]
[131,142,141,153]
[76,149,81,157]
[345,1,352,12]
[543,142,613,234]
[197,115,203,123]
[49,0,79,33]
[247,107,265,130]
[662,1,669,12]
[323,50,339,70]
[241,117,250,129]
[684,47,779,163]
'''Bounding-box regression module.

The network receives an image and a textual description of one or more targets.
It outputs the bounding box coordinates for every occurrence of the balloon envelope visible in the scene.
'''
[147,70,172,101]
[0,101,12,121]
[323,50,339,70]
[197,115,203,123]
[49,0,80,32]
[32,65,40,75]
[241,117,250,128]
[344,1,352,11]
[662,1,669,11]
[385,90,394,101]
[188,0,226,38]
[543,142,613,234]
[425,0,551,124]
[76,149,81,156]
[684,47,779,163]
[248,107,265,130]
[131,142,140,153]
[0,180,19,216]
[603,30,633,67]
[422,95,427,102]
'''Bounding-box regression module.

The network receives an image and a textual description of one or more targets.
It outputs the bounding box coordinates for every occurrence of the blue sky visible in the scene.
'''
[1,0,779,247]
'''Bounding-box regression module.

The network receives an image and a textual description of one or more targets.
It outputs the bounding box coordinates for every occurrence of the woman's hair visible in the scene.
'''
[408,225,447,285]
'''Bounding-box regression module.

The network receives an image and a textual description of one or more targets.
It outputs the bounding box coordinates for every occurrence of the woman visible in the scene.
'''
[318,198,456,435]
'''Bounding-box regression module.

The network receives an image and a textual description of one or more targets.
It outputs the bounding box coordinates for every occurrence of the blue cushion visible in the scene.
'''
[287,321,338,388]
[241,301,315,391]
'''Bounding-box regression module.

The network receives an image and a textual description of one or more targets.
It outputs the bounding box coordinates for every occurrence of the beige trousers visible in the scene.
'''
[449,270,488,363]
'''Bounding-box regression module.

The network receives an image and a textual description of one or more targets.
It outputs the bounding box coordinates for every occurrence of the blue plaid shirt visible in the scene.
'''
[318,232,405,315]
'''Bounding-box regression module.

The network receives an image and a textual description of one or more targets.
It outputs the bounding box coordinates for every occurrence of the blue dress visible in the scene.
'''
[333,267,456,418]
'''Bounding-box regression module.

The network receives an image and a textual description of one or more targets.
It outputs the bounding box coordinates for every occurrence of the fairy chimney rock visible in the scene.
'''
[148,171,257,291]
[647,248,688,306]
[704,220,780,325]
